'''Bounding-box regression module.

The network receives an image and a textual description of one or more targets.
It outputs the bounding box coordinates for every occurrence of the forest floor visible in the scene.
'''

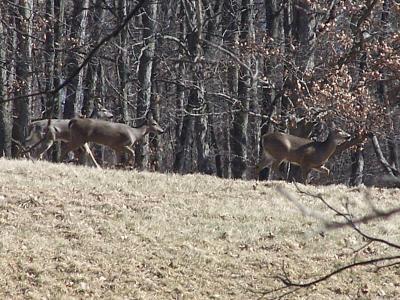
[0,158,399,299]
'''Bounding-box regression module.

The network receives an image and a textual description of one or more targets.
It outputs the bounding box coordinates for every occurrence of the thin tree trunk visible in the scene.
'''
[260,0,285,180]
[0,13,12,157]
[350,148,364,186]
[12,0,33,156]
[4,5,17,157]
[74,0,89,110]
[117,0,130,124]
[221,0,239,178]
[370,133,400,177]
[177,0,211,174]
[149,93,161,171]
[172,68,187,172]
[209,111,223,177]
[286,0,316,182]
[173,1,187,173]
[81,0,104,117]
[44,0,56,113]
[379,0,399,171]
[136,1,158,170]
[230,0,254,179]
[193,0,212,174]
[63,0,85,119]
[45,0,65,161]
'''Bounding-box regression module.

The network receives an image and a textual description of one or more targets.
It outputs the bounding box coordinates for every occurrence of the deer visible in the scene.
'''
[61,116,164,167]
[255,123,350,184]
[25,104,113,167]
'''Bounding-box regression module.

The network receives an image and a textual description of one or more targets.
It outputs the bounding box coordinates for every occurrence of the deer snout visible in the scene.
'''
[339,130,351,140]
[156,126,165,134]
[101,109,114,120]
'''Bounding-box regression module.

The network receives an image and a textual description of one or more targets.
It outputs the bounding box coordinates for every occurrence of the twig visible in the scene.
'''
[293,182,400,250]
[0,0,146,106]
[276,255,400,288]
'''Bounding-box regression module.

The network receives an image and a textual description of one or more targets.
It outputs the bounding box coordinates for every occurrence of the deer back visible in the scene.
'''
[262,127,349,168]
[262,132,313,165]
[69,118,140,147]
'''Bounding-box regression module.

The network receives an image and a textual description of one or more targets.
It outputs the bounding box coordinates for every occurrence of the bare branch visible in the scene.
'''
[0,0,147,107]
[293,182,400,250]
[369,133,400,177]
[276,255,400,288]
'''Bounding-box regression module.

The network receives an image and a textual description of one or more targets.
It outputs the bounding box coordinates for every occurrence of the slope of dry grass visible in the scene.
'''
[0,158,399,299]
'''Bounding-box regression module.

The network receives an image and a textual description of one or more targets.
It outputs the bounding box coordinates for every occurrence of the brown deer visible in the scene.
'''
[61,116,164,166]
[256,123,350,184]
[25,105,113,167]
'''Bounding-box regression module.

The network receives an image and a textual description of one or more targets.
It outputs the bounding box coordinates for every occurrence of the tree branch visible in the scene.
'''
[0,0,146,107]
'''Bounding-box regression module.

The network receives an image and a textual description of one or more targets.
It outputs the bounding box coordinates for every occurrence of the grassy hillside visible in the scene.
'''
[0,158,399,299]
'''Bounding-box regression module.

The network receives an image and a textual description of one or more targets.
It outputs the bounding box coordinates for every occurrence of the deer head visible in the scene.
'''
[145,116,164,134]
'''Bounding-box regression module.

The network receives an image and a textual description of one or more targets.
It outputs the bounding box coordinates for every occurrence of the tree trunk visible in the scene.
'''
[370,133,399,178]
[286,0,316,181]
[293,0,316,71]
[350,148,364,186]
[136,1,158,170]
[43,0,55,115]
[221,0,239,178]
[81,0,105,117]
[173,1,188,173]
[45,0,65,161]
[260,0,285,180]
[149,92,161,172]
[230,0,254,179]
[176,0,212,174]
[209,111,223,177]
[63,0,86,119]
[12,0,33,156]
[0,14,12,157]
[379,0,399,171]
[74,0,89,110]
[193,0,212,174]
[117,0,130,124]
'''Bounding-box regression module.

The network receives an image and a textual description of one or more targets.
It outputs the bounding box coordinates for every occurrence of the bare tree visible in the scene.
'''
[0,10,12,157]
[12,0,33,156]
[230,0,255,179]
[63,0,89,119]
[116,0,130,124]
[136,0,159,170]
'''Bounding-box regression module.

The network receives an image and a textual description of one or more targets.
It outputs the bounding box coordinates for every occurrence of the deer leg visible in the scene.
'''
[271,160,284,179]
[82,143,101,168]
[36,128,57,159]
[256,153,273,174]
[113,150,123,167]
[122,146,135,166]
[60,142,83,164]
[35,139,54,160]
[300,167,311,184]
[313,165,330,176]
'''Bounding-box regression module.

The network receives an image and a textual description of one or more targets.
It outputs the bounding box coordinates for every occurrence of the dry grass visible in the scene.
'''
[0,158,399,299]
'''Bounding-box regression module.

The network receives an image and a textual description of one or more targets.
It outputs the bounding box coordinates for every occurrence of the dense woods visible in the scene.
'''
[0,0,399,185]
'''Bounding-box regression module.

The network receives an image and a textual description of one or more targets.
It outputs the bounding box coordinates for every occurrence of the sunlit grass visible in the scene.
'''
[0,158,399,299]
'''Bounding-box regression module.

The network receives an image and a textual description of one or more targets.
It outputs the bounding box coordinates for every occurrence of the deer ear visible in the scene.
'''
[147,114,154,122]
[325,119,336,129]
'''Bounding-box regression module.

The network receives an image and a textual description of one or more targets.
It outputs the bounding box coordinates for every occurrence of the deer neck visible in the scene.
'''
[135,124,150,138]
[320,130,339,155]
